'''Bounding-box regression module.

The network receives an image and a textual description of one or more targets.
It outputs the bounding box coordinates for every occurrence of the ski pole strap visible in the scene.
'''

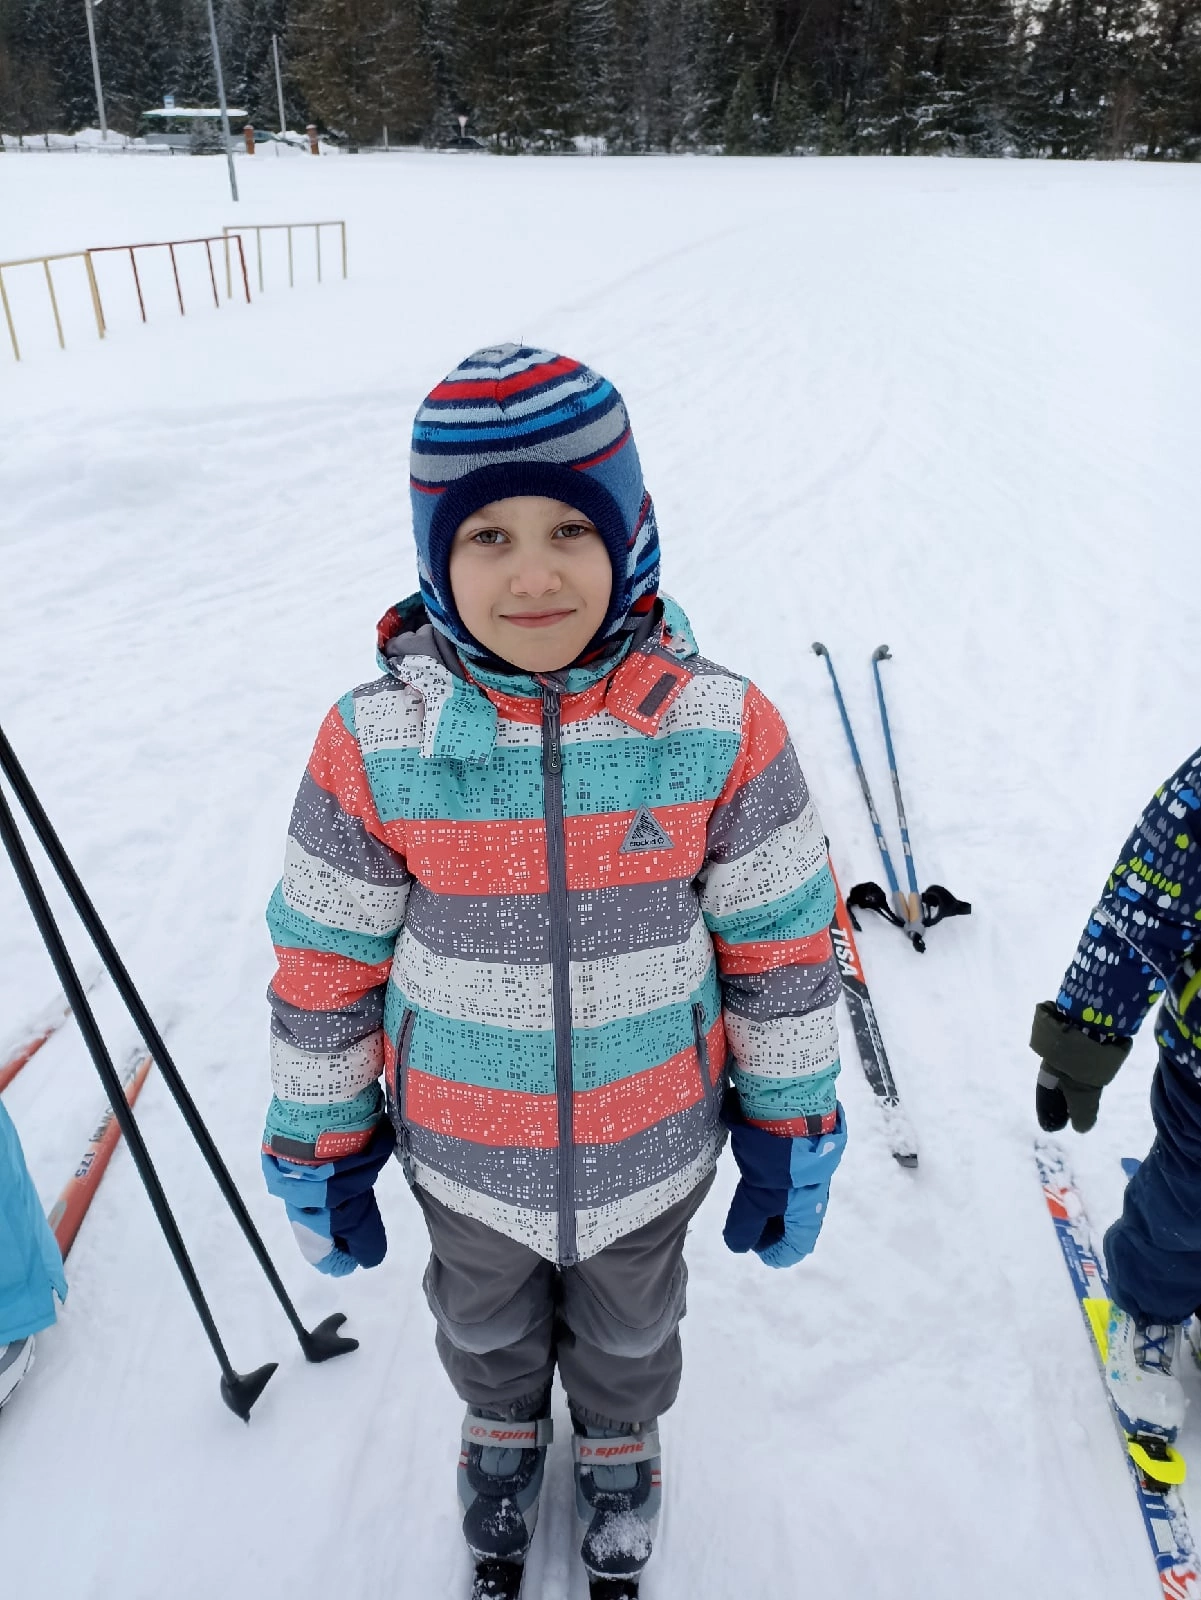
[847,881,905,928]
[920,884,972,927]
[572,1428,660,1465]
[463,1414,554,1449]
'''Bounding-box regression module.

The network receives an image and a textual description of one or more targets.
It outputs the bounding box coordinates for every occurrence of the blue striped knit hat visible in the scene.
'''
[410,344,660,662]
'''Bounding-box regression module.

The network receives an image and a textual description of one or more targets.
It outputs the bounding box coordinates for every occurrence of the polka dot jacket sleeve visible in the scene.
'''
[1057,748,1201,1040]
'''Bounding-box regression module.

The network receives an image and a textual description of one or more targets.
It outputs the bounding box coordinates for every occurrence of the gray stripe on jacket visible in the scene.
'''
[720,954,842,1021]
[269,987,385,1052]
[404,1090,722,1213]
[290,770,410,885]
[404,879,703,965]
[705,742,807,864]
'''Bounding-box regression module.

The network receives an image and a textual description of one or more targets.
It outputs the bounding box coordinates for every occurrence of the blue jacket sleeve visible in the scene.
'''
[1056,748,1201,1041]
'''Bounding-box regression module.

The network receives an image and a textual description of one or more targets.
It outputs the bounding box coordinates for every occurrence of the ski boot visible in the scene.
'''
[1104,1303,1187,1488]
[460,1408,553,1600]
[572,1415,661,1599]
[0,1336,34,1412]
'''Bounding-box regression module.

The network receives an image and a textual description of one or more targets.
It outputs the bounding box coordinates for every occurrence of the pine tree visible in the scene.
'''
[289,0,431,143]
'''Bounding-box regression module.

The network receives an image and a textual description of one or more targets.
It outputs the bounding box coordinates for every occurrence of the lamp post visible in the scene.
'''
[83,0,107,139]
[272,33,286,136]
[202,0,238,202]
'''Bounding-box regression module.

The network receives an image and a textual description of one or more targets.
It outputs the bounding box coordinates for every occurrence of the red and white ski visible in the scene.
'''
[47,1050,152,1257]
[829,863,917,1166]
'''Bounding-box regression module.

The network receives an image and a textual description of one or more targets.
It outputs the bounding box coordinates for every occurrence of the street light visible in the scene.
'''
[202,0,238,202]
[83,0,107,139]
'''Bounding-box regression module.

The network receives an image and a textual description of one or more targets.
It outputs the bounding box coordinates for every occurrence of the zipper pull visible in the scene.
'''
[541,685,562,774]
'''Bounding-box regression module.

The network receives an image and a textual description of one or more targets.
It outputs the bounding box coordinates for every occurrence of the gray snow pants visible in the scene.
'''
[414,1170,715,1428]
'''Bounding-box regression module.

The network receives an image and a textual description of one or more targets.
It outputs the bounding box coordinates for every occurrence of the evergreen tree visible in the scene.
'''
[290,0,430,142]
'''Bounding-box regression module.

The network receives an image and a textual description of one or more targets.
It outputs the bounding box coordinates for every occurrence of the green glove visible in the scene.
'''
[1030,1000,1132,1133]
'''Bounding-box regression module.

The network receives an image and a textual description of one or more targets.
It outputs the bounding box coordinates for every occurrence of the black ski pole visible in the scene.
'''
[0,725,355,1366]
[0,771,276,1421]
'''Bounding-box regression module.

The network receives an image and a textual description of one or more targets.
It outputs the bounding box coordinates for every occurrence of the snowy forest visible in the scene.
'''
[2,0,1201,160]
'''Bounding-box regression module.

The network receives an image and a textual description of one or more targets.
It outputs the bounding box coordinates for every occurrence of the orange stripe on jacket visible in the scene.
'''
[473,676,609,727]
[271,947,393,1010]
[565,802,709,889]
[713,682,788,809]
[308,705,404,852]
[406,820,551,895]
[403,805,711,895]
[405,1018,727,1148]
[571,1016,727,1144]
[713,929,834,975]
[406,1069,560,1147]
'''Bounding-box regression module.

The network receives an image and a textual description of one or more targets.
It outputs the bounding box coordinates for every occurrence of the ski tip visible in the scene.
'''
[588,1580,640,1600]
[471,1559,526,1600]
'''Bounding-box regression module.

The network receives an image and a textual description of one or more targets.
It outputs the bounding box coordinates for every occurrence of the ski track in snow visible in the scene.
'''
[1,153,1200,1599]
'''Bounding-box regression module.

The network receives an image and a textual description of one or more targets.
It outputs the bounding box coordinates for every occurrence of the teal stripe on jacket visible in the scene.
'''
[387,967,721,1095]
[704,865,836,945]
[363,728,742,824]
[264,1084,384,1147]
[733,1062,841,1122]
[267,885,400,965]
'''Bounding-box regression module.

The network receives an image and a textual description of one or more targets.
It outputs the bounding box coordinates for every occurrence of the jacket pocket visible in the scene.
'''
[692,1001,711,1099]
[392,1007,417,1147]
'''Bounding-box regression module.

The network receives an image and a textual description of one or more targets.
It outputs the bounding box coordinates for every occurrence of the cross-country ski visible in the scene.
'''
[1036,1141,1200,1599]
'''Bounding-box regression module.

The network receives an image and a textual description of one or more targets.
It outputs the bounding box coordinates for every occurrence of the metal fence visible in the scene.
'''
[222,221,348,292]
[88,235,251,322]
[1,234,250,362]
[3,221,345,363]
[1,137,174,156]
[0,252,105,361]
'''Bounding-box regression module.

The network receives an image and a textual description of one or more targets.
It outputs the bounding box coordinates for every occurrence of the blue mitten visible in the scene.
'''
[263,1121,395,1276]
[723,1106,846,1269]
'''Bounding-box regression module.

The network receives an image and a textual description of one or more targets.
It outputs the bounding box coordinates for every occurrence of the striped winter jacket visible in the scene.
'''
[1056,746,1201,1071]
[264,594,842,1264]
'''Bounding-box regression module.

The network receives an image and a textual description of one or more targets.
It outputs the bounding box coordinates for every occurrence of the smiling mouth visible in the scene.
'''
[501,610,576,628]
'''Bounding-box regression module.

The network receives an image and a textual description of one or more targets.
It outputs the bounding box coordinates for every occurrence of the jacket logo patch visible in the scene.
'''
[620,808,673,854]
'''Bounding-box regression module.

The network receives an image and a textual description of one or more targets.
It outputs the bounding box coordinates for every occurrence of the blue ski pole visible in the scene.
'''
[811,643,926,950]
[868,645,972,940]
[871,645,923,939]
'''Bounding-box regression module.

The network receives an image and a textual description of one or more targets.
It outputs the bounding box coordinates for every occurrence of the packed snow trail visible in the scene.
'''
[1,154,1200,1599]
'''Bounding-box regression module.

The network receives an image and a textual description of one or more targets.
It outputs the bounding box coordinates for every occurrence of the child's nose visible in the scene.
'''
[511,564,561,596]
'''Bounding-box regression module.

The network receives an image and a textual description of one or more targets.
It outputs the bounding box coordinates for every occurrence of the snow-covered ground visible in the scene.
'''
[2,152,1200,1600]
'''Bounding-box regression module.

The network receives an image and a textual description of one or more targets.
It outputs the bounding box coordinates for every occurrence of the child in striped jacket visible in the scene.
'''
[261,345,846,1597]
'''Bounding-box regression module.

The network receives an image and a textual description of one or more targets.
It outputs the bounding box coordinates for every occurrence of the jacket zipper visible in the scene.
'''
[540,682,577,1264]
[692,1001,710,1099]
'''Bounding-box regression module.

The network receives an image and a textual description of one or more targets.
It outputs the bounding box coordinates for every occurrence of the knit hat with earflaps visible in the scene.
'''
[409,344,660,662]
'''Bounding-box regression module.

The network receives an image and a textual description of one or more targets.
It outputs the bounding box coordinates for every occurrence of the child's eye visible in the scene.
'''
[470,528,507,546]
[554,523,594,540]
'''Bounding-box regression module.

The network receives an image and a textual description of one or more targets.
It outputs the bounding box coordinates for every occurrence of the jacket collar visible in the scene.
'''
[375,594,698,762]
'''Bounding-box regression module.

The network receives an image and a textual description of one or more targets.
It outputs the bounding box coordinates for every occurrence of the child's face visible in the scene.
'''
[448,496,613,672]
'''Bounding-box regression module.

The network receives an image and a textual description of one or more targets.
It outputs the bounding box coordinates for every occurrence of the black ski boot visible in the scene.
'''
[572,1415,661,1598]
[460,1408,553,1599]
